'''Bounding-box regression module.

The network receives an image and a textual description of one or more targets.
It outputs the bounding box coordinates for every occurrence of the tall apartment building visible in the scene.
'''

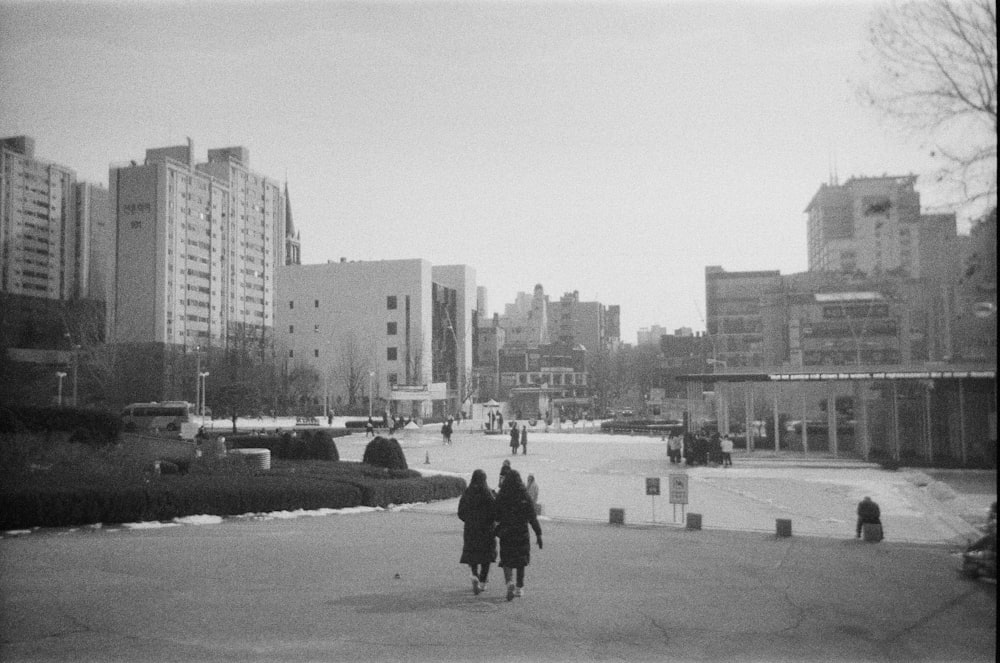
[501,284,550,347]
[1,136,81,300]
[283,182,301,266]
[275,259,476,417]
[637,325,667,346]
[805,175,959,281]
[76,182,112,304]
[548,290,616,354]
[109,142,286,349]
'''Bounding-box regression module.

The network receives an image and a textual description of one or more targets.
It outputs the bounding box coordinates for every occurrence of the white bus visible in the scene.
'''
[121,401,195,432]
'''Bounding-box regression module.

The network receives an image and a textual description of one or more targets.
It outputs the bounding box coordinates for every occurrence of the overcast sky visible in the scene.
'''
[0,0,978,342]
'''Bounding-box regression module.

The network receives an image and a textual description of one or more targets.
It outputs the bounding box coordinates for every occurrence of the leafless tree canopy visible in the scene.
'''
[860,0,997,205]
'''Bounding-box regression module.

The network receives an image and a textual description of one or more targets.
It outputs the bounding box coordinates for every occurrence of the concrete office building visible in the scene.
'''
[275,259,476,417]
[805,175,959,281]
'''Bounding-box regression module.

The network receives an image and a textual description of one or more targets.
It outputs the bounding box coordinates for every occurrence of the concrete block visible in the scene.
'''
[776,518,792,537]
[686,513,702,530]
[609,508,625,525]
[862,523,883,542]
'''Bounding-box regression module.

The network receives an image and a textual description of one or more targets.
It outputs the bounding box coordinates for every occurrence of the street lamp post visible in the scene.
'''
[55,371,67,406]
[199,372,210,425]
[71,344,80,406]
[368,371,375,419]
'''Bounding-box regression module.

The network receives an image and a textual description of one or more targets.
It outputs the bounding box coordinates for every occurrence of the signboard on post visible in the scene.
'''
[645,477,660,496]
[668,473,688,504]
[668,473,688,523]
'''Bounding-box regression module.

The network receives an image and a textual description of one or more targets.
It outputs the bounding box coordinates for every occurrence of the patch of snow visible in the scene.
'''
[122,521,182,530]
[173,515,224,525]
[4,529,33,537]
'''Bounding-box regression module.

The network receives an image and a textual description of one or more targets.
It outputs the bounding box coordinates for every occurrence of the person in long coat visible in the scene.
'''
[509,422,520,455]
[458,469,497,595]
[495,469,543,600]
[520,424,528,455]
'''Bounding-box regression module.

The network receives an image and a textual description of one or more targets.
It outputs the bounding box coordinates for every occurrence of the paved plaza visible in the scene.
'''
[1,422,995,662]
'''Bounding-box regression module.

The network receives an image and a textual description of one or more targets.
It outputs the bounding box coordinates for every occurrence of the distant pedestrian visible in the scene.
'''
[495,469,543,600]
[668,435,683,464]
[721,435,734,467]
[441,420,452,445]
[510,423,520,455]
[856,496,883,539]
[458,469,497,595]
[526,473,539,505]
[365,417,375,438]
[489,411,496,431]
[497,413,504,431]
[520,425,528,455]
[497,459,512,494]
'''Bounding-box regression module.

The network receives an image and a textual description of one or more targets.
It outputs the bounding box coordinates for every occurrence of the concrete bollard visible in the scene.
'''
[776,518,792,537]
[686,513,702,530]
[609,508,625,525]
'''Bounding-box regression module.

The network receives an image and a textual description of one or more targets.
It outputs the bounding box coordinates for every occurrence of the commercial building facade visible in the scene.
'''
[274,259,475,417]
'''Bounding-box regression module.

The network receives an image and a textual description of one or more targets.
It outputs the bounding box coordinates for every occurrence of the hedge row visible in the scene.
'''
[226,430,347,461]
[0,459,467,530]
[0,405,122,443]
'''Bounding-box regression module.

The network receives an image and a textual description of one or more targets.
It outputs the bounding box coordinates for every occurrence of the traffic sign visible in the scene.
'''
[668,473,688,504]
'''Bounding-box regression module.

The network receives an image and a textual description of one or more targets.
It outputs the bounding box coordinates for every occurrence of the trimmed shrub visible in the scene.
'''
[362,436,408,470]
[308,430,339,461]
[226,430,342,461]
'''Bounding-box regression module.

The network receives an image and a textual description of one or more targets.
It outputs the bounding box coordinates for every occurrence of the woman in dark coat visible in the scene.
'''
[495,469,543,600]
[458,469,497,595]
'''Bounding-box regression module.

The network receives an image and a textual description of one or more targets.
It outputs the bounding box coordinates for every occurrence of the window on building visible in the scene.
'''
[289,300,294,309]
[289,325,294,334]
[314,349,319,357]
[388,373,398,385]
[314,324,319,333]
[387,347,398,361]
[314,299,319,308]
[387,295,397,310]
[387,322,397,335]
[289,349,294,358]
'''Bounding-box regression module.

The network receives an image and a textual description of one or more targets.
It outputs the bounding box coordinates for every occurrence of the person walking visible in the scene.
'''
[668,434,682,464]
[720,435,734,467]
[509,422,520,455]
[520,424,528,455]
[458,469,498,595]
[525,473,539,506]
[856,496,883,539]
[495,469,543,600]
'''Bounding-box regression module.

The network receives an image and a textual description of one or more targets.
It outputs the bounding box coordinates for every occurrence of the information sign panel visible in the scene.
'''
[645,477,660,496]
[668,473,689,505]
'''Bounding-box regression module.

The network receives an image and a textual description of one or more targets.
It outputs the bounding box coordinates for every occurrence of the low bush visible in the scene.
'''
[362,436,408,470]
[0,405,121,445]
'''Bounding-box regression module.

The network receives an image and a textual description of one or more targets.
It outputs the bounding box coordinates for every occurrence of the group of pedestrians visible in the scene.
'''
[458,463,543,601]
[509,422,528,455]
[668,431,735,467]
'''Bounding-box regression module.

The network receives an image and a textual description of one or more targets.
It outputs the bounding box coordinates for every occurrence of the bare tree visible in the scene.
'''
[336,332,371,409]
[858,0,997,207]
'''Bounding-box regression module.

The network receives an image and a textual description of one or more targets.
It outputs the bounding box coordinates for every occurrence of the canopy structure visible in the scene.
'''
[389,382,448,402]
[676,367,996,464]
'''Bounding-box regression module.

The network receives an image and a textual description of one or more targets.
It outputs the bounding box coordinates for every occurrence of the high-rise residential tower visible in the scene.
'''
[1,136,80,300]
[109,142,286,350]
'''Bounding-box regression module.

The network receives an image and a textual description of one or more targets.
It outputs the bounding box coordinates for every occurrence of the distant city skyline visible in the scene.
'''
[0,0,987,342]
